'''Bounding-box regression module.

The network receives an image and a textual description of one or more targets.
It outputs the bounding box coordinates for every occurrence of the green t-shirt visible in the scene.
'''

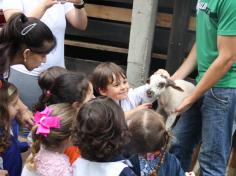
[196,0,236,87]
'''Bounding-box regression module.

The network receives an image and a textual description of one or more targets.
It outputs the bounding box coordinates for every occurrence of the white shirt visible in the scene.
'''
[117,84,156,112]
[2,0,74,76]
[72,157,128,176]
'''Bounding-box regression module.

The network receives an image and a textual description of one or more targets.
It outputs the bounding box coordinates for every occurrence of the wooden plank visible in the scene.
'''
[66,19,195,53]
[64,39,167,60]
[85,4,195,31]
[166,0,195,75]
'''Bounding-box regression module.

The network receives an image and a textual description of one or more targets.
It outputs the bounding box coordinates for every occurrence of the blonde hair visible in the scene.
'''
[26,103,77,170]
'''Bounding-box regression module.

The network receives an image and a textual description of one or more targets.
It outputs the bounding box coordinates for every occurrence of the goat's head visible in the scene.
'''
[146,73,183,98]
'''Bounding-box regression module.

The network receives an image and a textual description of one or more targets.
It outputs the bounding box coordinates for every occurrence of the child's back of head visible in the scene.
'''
[34,66,67,111]
[35,71,93,111]
[127,109,169,154]
[27,103,78,168]
[72,96,130,162]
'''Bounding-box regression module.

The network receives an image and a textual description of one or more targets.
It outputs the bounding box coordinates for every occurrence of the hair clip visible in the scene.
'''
[34,107,61,137]
[46,90,52,97]
[21,23,37,35]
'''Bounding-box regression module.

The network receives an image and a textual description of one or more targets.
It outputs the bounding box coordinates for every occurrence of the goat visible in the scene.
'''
[147,73,195,130]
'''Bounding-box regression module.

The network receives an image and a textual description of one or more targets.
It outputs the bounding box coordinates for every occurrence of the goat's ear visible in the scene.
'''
[146,78,150,84]
[166,79,184,92]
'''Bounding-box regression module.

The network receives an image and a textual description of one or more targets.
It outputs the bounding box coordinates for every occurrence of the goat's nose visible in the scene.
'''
[146,89,154,98]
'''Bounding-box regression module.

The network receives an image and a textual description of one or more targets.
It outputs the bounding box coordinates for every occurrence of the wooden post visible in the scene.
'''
[127,0,158,87]
[166,0,195,75]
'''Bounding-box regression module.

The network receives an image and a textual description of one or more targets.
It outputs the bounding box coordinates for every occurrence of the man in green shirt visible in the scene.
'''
[169,0,236,175]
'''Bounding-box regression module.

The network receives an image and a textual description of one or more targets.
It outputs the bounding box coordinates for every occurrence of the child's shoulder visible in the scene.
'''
[35,149,72,176]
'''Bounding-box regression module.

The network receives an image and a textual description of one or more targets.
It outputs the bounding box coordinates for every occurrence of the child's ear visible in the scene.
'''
[72,101,81,109]
[99,87,108,96]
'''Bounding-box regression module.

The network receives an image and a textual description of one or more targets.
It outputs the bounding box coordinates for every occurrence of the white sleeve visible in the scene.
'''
[128,84,156,105]
[64,2,74,14]
[2,0,23,11]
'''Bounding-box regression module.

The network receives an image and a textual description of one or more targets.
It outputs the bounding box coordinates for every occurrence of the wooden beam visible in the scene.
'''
[64,39,167,60]
[85,4,195,31]
[166,0,195,75]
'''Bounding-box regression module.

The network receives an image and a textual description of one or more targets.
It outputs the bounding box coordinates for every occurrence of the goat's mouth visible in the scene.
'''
[146,89,154,98]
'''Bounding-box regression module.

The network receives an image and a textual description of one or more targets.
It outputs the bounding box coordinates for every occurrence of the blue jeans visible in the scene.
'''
[170,88,236,176]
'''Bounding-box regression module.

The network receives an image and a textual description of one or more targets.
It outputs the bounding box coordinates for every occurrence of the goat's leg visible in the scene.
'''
[165,113,178,130]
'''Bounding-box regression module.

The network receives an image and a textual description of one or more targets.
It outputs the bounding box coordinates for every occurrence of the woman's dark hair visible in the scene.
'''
[127,109,170,154]
[33,66,68,111]
[0,81,18,152]
[34,71,90,111]
[72,96,130,162]
[0,13,56,74]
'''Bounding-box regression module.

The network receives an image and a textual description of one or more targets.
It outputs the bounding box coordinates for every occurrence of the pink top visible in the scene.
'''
[22,148,72,176]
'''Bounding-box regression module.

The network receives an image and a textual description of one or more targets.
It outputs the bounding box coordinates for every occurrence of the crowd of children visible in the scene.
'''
[0,58,198,175]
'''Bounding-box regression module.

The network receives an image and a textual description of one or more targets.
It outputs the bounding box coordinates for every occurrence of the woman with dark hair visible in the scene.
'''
[0,12,56,127]
[2,0,87,109]
[72,97,136,176]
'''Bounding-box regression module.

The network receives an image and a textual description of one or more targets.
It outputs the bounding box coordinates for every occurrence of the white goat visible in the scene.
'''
[147,73,195,129]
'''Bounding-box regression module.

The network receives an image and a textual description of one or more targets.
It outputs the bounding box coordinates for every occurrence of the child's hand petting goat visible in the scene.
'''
[147,72,195,130]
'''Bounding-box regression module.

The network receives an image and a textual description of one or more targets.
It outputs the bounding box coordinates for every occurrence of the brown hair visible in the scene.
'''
[27,103,78,169]
[34,71,90,111]
[0,81,18,152]
[91,62,126,95]
[72,96,130,162]
[127,109,170,154]
[34,66,68,111]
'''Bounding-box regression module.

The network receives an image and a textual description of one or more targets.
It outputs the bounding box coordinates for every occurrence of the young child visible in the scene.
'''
[22,103,78,176]
[127,109,194,176]
[33,66,68,112]
[0,80,29,176]
[72,96,136,176]
[35,71,94,112]
[34,71,94,164]
[91,62,155,117]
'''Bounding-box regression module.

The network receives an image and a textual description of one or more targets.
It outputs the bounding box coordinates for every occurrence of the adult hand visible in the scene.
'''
[41,0,58,9]
[65,0,84,4]
[154,69,170,78]
[20,109,34,128]
[0,170,8,176]
[175,95,194,114]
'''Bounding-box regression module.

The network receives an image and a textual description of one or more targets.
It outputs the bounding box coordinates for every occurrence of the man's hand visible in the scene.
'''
[175,95,195,114]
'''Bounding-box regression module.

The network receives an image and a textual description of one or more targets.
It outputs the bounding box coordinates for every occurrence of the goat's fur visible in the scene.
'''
[147,73,195,129]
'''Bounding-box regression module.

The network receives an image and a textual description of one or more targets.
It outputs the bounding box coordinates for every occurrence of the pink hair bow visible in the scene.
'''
[34,107,60,137]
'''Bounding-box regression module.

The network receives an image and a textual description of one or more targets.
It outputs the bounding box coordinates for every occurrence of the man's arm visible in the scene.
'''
[3,0,57,21]
[171,43,197,80]
[176,36,236,113]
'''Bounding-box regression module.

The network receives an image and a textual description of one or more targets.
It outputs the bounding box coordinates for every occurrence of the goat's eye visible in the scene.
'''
[158,82,165,88]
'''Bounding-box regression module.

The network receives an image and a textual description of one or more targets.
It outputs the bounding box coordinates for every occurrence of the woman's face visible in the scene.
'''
[24,50,47,71]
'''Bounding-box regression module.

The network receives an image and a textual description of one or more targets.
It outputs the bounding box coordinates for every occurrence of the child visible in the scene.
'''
[72,96,137,176]
[127,109,194,176]
[35,71,94,112]
[33,66,68,112]
[22,103,78,176]
[34,71,94,164]
[91,62,155,117]
[0,80,29,176]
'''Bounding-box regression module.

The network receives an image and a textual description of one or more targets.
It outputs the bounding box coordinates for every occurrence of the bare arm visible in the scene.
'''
[65,0,88,30]
[171,43,197,80]
[4,0,57,20]
[176,36,236,112]
[17,98,34,128]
